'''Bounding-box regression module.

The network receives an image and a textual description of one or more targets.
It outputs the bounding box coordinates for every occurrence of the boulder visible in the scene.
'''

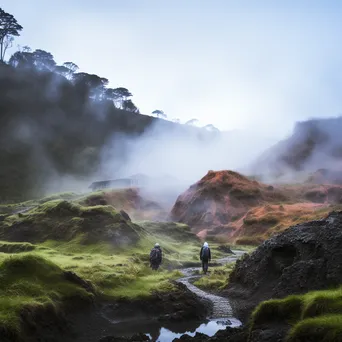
[224,211,342,321]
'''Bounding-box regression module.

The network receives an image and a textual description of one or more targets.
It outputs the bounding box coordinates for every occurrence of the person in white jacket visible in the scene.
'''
[199,242,211,274]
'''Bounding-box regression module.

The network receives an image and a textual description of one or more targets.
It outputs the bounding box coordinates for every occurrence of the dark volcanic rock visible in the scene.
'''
[173,332,208,342]
[99,333,150,342]
[172,327,248,342]
[63,271,95,294]
[102,281,211,323]
[224,211,342,321]
[120,210,131,221]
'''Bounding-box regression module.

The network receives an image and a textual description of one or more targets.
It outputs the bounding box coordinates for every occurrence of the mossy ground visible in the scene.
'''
[251,287,342,341]
[0,192,80,214]
[0,192,238,340]
[193,263,235,290]
[0,254,94,338]
[0,236,196,339]
[0,198,143,245]
[0,190,248,340]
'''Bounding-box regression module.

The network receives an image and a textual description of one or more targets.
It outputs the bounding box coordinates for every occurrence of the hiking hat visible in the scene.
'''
[203,242,209,247]
[155,243,160,247]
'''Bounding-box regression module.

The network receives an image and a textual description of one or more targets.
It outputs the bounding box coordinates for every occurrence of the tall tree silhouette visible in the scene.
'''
[0,7,23,62]
[32,49,56,71]
[112,87,132,108]
[123,99,139,113]
[9,50,34,68]
[73,72,108,100]
[63,62,79,79]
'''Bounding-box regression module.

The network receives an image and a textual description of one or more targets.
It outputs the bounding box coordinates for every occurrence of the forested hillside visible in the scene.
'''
[0,7,217,201]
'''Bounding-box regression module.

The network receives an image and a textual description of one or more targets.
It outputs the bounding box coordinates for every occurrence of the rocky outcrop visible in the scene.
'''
[170,170,287,238]
[224,211,342,321]
[119,210,131,221]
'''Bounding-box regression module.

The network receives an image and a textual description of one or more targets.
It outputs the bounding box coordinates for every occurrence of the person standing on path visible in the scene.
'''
[150,243,162,270]
[200,241,211,274]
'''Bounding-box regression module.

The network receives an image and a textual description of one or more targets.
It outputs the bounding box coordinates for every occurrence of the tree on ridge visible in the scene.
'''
[0,7,23,62]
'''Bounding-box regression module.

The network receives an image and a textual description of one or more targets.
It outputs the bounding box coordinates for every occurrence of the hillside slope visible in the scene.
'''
[0,190,208,341]
[0,63,217,202]
[170,170,342,243]
[252,116,342,180]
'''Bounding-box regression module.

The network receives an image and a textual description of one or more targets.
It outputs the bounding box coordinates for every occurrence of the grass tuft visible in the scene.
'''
[287,315,342,342]
[251,286,342,341]
[193,263,234,290]
[251,296,303,326]
[0,254,93,336]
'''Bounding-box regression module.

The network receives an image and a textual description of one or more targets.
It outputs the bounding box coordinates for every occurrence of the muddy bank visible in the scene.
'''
[96,252,244,342]
[223,211,342,321]
[169,212,342,342]
[0,281,209,342]
[65,282,211,342]
[1,250,244,342]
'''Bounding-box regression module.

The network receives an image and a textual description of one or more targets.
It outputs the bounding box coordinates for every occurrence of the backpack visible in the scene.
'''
[201,246,210,260]
[150,248,161,263]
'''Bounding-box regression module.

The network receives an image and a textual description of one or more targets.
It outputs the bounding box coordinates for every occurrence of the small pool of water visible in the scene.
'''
[105,317,241,342]
[151,318,241,342]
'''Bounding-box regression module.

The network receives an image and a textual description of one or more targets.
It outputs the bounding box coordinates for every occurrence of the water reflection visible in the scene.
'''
[149,318,241,342]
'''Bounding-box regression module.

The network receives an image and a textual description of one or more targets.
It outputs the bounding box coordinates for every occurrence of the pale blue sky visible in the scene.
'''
[2,0,342,138]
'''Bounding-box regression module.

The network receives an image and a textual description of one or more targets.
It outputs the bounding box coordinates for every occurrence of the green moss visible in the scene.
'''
[251,296,303,326]
[0,192,79,215]
[38,192,79,204]
[0,195,233,338]
[0,241,36,253]
[301,288,342,319]
[137,221,196,242]
[251,287,342,341]
[106,271,179,299]
[0,254,93,336]
[193,264,234,290]
[287,315,342,342]
[0,200,143,246]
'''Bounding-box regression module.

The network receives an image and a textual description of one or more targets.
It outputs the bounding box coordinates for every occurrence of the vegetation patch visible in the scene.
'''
[251,287,342,341]
[0,199,144,246]
[0,220,205,339]
[0,190,240,339]
[287,315,342,342]
[251,296,303,326]
[234,203,342,245]
[193,263,234,290]
[0,254,94,339]
[0,241,36,253]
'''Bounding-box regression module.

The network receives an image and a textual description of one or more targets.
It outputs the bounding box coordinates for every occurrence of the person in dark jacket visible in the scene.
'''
[200,241,211,274]
[150,243,162,270]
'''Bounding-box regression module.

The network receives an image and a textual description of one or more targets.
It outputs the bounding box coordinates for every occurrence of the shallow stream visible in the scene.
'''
[101,250,244,342]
